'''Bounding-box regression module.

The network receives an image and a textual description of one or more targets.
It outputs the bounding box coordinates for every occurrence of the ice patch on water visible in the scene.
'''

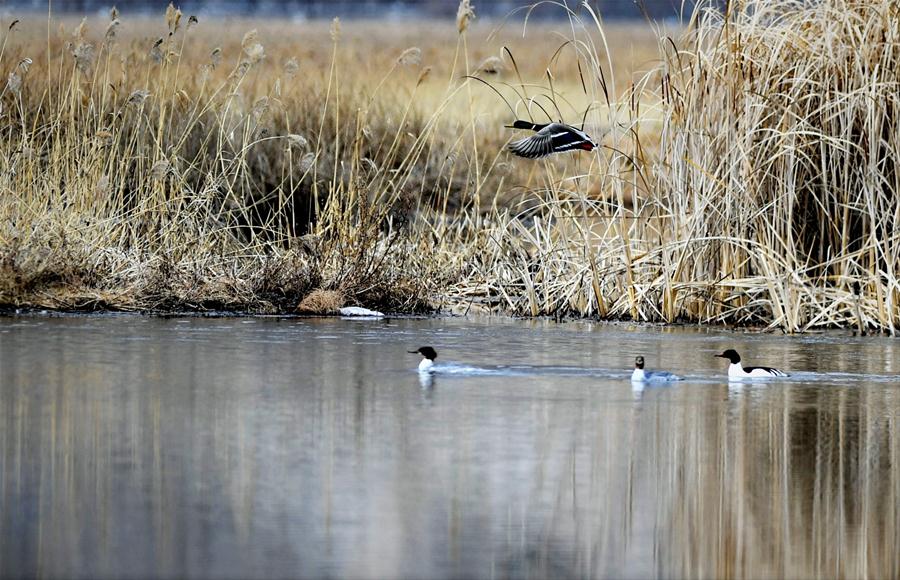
[340,306,384,318]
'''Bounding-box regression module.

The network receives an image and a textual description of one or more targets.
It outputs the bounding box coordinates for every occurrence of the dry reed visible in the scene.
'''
[0,1,898,333]
[447,0,900,333]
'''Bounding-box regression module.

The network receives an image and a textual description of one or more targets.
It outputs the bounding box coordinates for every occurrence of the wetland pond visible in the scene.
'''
[1,315,899,579]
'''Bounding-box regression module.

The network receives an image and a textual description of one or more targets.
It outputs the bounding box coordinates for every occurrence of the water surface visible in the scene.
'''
[1,316,899,579]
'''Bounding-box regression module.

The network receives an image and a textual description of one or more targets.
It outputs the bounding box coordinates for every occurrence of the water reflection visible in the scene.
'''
[0,316,898,579]
[418,371,435,389]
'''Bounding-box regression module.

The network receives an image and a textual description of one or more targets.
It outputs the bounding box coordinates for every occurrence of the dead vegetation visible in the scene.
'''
[445,0,900,333]
[0,1,898,333]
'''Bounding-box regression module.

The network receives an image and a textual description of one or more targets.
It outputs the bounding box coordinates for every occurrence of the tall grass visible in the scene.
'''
[0,1,898,333]
[449,0,900,333]
[653,0,900,332]
[0,7,649,312]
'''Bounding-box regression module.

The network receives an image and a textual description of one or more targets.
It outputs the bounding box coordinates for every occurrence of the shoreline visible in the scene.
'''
[0,304,877,336]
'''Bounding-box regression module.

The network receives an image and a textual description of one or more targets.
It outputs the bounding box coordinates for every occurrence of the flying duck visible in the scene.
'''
[715,349,788,379]
[505,120,597,159]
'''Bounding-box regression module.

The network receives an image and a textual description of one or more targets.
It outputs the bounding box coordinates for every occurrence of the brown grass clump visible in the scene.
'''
[296,289,345,315]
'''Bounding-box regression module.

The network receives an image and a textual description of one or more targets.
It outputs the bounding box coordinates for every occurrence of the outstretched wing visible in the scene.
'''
[507,124,594,158]
[507,133,554,158]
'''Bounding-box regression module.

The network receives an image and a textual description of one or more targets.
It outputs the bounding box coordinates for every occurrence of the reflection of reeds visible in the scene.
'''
[527,386,900,578]
[2,320,898,578]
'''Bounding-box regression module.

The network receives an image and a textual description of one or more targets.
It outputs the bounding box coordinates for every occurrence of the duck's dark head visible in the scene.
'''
[634,356,645,369]
[715,349,741,364]
[408,346,437,361]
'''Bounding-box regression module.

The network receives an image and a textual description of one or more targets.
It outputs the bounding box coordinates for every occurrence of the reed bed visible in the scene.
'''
[651,0,900,332]
[0,6,653,313]
[0,1,898,333]
[448,0,900,333]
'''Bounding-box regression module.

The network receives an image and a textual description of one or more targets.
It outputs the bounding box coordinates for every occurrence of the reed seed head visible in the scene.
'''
[330,17,341,42]
[241,29,257,50]
[149,38,164,63]
[72,42,95,73]
[244,42,265,65]
[73,18,86,41]
[165,3,182,33]
[477,55,504,75]
[150,160,170,181]
[6,72,21,95]
[299,152,316,173]
[457,0,475,33]
[287,134,308,149]
[105,19,120,44]
[240,30,265,64]
[127,89,150,105]
[283,57,299,77]
[416,66,432,86]
[94,175,111,197]
[397,47,422,66]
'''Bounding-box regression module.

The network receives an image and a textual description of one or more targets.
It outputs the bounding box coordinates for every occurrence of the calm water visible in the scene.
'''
[1,315,899,579]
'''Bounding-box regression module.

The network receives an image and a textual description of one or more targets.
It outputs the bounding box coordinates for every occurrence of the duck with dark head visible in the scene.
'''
[409,346,437,373]
[715,349,788,379]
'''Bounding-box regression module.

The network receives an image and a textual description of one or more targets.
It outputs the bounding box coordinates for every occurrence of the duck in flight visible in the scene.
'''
[506,120,596,159]
[409,346,438,373]
[631,356,682,382]
[715,349,788,379]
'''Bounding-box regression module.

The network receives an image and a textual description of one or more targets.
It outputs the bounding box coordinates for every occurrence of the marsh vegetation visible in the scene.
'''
[0,0,898,332]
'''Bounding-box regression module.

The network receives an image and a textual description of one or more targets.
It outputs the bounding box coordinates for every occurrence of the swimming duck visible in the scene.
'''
[505,120,597,159]
[408,346,437,373]
[715,349,788,378]
[631,356,682,382]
